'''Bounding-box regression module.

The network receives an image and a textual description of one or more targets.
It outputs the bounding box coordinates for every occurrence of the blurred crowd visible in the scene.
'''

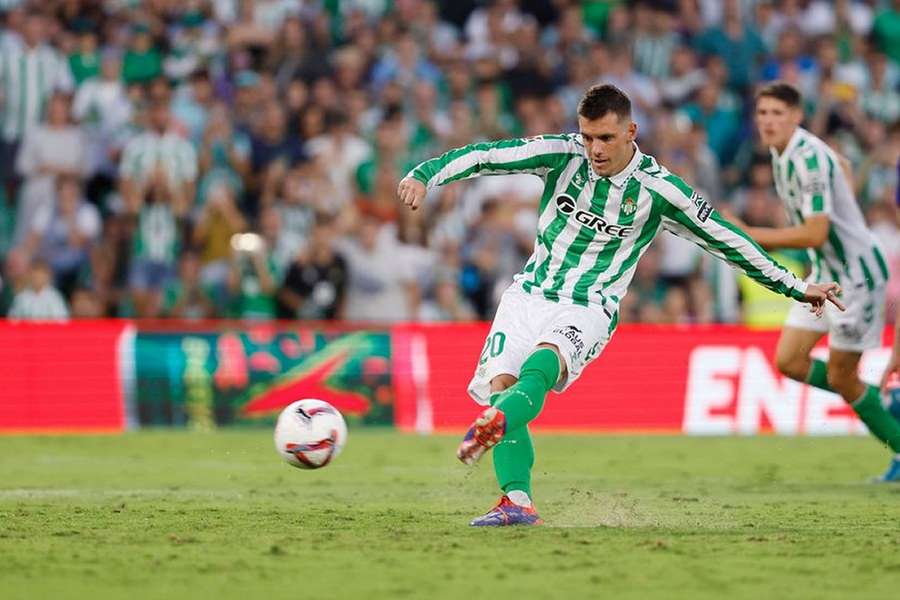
[0,0,897,326]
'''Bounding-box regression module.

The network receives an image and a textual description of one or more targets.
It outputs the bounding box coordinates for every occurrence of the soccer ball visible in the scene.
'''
[274,399,348,469]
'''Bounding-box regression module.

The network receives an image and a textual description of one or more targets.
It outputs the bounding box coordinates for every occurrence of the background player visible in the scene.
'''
[736,82,900,482]
[398,84,845,526]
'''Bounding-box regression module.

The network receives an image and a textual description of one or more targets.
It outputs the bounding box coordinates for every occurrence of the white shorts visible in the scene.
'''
[784,280,886,352]
[467,285,615,405]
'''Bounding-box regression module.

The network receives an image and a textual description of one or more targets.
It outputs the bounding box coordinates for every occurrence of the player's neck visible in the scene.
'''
[773,127,799,154]
[599,144,636,179]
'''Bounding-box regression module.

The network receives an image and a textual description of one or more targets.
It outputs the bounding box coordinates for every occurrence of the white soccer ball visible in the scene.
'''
[274,399,348,469]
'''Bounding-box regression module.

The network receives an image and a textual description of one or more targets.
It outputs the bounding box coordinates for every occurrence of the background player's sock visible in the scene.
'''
[806,359,900,427]
[494,348,560,431]
[852,386,900,453]
[805,359,835,392]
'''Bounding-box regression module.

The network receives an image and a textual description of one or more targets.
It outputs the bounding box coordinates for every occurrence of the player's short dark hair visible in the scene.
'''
[577,84,632,121]
[756,81,802,107]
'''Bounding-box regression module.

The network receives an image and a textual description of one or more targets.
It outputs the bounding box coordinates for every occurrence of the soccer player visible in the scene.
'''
[737,81,899,482]
[398,84,843,526]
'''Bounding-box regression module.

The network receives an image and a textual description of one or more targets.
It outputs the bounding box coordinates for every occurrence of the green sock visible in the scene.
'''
[852,386,900,453]
[494,348,560,431]
[492,425,534,497]
[806,359,835,393]
[807,359,900,437]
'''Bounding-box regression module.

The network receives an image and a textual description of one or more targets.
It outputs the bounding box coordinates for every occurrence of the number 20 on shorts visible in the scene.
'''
[479,332,506,365]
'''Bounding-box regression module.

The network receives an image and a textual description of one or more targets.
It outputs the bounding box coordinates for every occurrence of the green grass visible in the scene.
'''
[1,431,899,599]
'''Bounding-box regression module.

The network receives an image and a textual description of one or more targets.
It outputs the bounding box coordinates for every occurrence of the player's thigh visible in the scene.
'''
[829,284,886,353]
[777,301,828,372]
[775,324,826,371]
[467,288,536,404]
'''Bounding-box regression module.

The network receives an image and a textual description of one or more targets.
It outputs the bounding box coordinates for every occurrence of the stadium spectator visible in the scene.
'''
[0,10,73,201]
[249,102,306,217]
[120,99,197,316]
[420,271,477,322]
[192,181,247,292]
[693,0,767,92]
[122,22,162,85]
[226,208,282,320]
[69,286,103,318]
[72,50,133,203]
[278,217,347,320]
[7,258,68,320]
[872,0,900,63]
[162,251,216,319]
[25,175,101,298]
[68,21,101,85]
[196,101,252,206]
[305,109,371,208]
[14,92,88,245]
[338,215,419,322]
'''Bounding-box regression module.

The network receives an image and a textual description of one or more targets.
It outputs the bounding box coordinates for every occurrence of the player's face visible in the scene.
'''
[578,113,637,177]
[755,96,803,151]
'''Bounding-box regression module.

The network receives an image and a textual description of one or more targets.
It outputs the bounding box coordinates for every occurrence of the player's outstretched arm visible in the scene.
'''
[653,174,842,314]
[398,136,579,211]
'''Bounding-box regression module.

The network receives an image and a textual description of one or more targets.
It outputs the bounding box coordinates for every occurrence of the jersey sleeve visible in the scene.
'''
[653,175,809,301]
[794,148,833,218]
[406,135,579,189]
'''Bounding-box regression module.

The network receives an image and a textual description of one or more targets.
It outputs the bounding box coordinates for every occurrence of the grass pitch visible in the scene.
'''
[1,431,899,599]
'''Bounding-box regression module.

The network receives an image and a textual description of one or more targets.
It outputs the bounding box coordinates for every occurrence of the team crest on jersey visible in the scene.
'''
[573,171,585,187]
[622,197,636,215]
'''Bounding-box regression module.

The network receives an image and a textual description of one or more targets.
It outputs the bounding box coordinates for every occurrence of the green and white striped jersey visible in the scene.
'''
[0,42,73,142]
[408,134,808,315]
[119,130,198,187]
[771,127,890,290]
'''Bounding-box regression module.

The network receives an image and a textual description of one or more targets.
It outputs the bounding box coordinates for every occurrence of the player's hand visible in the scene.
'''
[802,282,845,317]
[880,353,900,392]
[398,177,426,211]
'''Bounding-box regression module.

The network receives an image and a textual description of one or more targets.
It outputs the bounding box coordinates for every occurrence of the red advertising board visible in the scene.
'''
[393,324,894,435]
[0,321,132,432]
[0,320,894,435]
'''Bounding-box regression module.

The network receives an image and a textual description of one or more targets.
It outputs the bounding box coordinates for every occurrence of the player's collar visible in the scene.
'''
[589,143,643,188]
[771,127,806,162]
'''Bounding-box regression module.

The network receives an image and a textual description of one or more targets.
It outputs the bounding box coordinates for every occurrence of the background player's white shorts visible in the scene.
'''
[784,280,886,352]
[467,284,614,405]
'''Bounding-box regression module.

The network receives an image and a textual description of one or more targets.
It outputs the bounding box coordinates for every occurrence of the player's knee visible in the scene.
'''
[490,373,518,393]
[775,352,805,381]
[535,343,567,380]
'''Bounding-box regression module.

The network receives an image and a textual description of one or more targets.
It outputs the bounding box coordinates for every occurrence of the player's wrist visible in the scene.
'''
[791,280,809,300]
[405,169,430,189]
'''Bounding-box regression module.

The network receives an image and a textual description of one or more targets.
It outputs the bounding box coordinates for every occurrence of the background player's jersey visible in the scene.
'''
[409,134,808,316]
[771,127,890,289]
